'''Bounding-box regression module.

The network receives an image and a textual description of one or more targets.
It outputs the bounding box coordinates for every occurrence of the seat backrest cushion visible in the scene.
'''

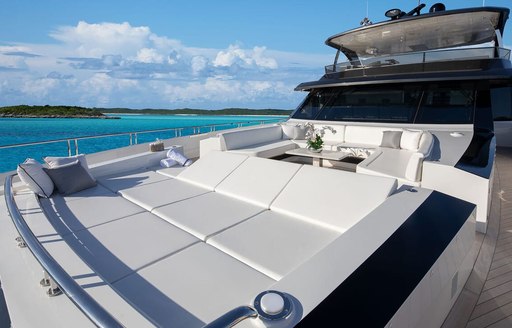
[219,126,283,150]
[344,126,401,146]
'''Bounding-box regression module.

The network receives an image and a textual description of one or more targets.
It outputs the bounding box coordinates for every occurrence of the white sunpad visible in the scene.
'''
[112,243,275,327]
[120,179,210,211]
[98,170,170,193]
[176,151,248,190]
[270,165,397,232]
[66,212,199,283]
[156,166,188,178]
[215,156,302,208]
[208,210,340,280]
[152,192,266,240]
[41,193,145,234]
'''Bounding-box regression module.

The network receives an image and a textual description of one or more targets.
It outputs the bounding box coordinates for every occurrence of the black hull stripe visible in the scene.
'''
[296,191,475,327]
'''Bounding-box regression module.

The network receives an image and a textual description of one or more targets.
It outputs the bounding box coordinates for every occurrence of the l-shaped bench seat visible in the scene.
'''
[16,151,398,325]
[200,123,434,185]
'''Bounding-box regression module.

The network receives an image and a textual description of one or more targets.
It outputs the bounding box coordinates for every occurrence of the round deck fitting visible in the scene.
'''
[254,290,292,321]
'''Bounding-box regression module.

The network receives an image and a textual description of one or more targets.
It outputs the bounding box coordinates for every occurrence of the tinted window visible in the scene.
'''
[491,86,512,121]
[292,85,422,123]
[415,85,475,124]
[292,82,480,125]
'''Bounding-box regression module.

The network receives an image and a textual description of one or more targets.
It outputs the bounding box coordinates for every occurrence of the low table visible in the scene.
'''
[285,148,350,167]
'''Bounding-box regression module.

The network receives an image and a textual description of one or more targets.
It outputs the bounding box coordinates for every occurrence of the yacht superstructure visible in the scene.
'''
[0,3,511,328]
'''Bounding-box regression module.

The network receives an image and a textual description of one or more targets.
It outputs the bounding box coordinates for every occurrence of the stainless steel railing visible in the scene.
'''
[0,118,286,157]
[4,175,124,328]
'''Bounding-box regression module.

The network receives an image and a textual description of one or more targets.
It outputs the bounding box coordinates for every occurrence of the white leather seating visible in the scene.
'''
[219,125,297,158]
[357,131,434,185]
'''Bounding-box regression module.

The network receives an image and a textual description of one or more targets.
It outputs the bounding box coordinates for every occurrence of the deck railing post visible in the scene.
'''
[67,140,72,157]
[74,139,79,155]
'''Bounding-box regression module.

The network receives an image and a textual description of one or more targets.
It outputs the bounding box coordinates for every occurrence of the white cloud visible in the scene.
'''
[213,45,277,69]
[0,21,328,109]
[136,48,164,64]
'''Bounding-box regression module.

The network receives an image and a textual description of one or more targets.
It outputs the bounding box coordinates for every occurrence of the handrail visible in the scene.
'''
[0,118,286,155]
[203,306,258,328]
[3,175,124,328]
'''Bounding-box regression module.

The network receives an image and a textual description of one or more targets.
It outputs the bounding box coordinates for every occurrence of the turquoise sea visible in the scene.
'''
[0,114,286,173]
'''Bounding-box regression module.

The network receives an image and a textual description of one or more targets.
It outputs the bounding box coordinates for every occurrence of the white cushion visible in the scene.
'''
[156,166,187,178]
[219,125,283,150]
[344,126,400,146]
[153,192,265,240]
[120,179,210,211]
[400,130,423,151]
[281,124,306,140]
[99,170,170,193]
[228,139,296,158]
[215,156,302,208]
[42,192,144,234]
[208,210,339,280]
[270,165,397,232]
[17,158,54,198]
[176,151,247,190]
[417,131,434,156]
[113,243,274,326]
[68,212,199,282]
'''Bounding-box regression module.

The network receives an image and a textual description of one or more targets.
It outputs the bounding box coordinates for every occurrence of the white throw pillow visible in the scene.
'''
[281,124,306,140]
[17,158,54,198]
[400,130,423,151]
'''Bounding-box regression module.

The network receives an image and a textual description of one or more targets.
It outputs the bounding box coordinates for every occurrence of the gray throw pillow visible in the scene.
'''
[43,160,97,194]
[44,154,90,168]
[380,131,403,149]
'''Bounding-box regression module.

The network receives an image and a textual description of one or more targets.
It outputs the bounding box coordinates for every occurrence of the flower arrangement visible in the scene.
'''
[305,122,324,152]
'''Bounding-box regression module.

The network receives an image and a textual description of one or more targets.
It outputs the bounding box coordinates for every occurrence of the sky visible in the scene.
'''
[1,0,511,110]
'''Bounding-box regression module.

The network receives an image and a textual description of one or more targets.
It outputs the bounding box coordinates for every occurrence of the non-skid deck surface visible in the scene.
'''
[467,148,512,327]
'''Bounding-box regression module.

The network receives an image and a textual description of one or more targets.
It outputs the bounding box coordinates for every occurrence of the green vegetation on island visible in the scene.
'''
[99,107,293,116]
[0,105,113,119]
[0,105,293,118]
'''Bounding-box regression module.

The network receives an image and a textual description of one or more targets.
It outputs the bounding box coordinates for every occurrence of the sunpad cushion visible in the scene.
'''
[176,151,247,190]
[271,165,397,232]
[215,156,302,208]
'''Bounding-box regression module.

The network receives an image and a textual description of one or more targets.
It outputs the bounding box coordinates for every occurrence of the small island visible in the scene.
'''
[0,105,119,119]
[0,105,293,118]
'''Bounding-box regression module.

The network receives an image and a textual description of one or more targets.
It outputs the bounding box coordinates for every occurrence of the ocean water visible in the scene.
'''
[0,114,286,173]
